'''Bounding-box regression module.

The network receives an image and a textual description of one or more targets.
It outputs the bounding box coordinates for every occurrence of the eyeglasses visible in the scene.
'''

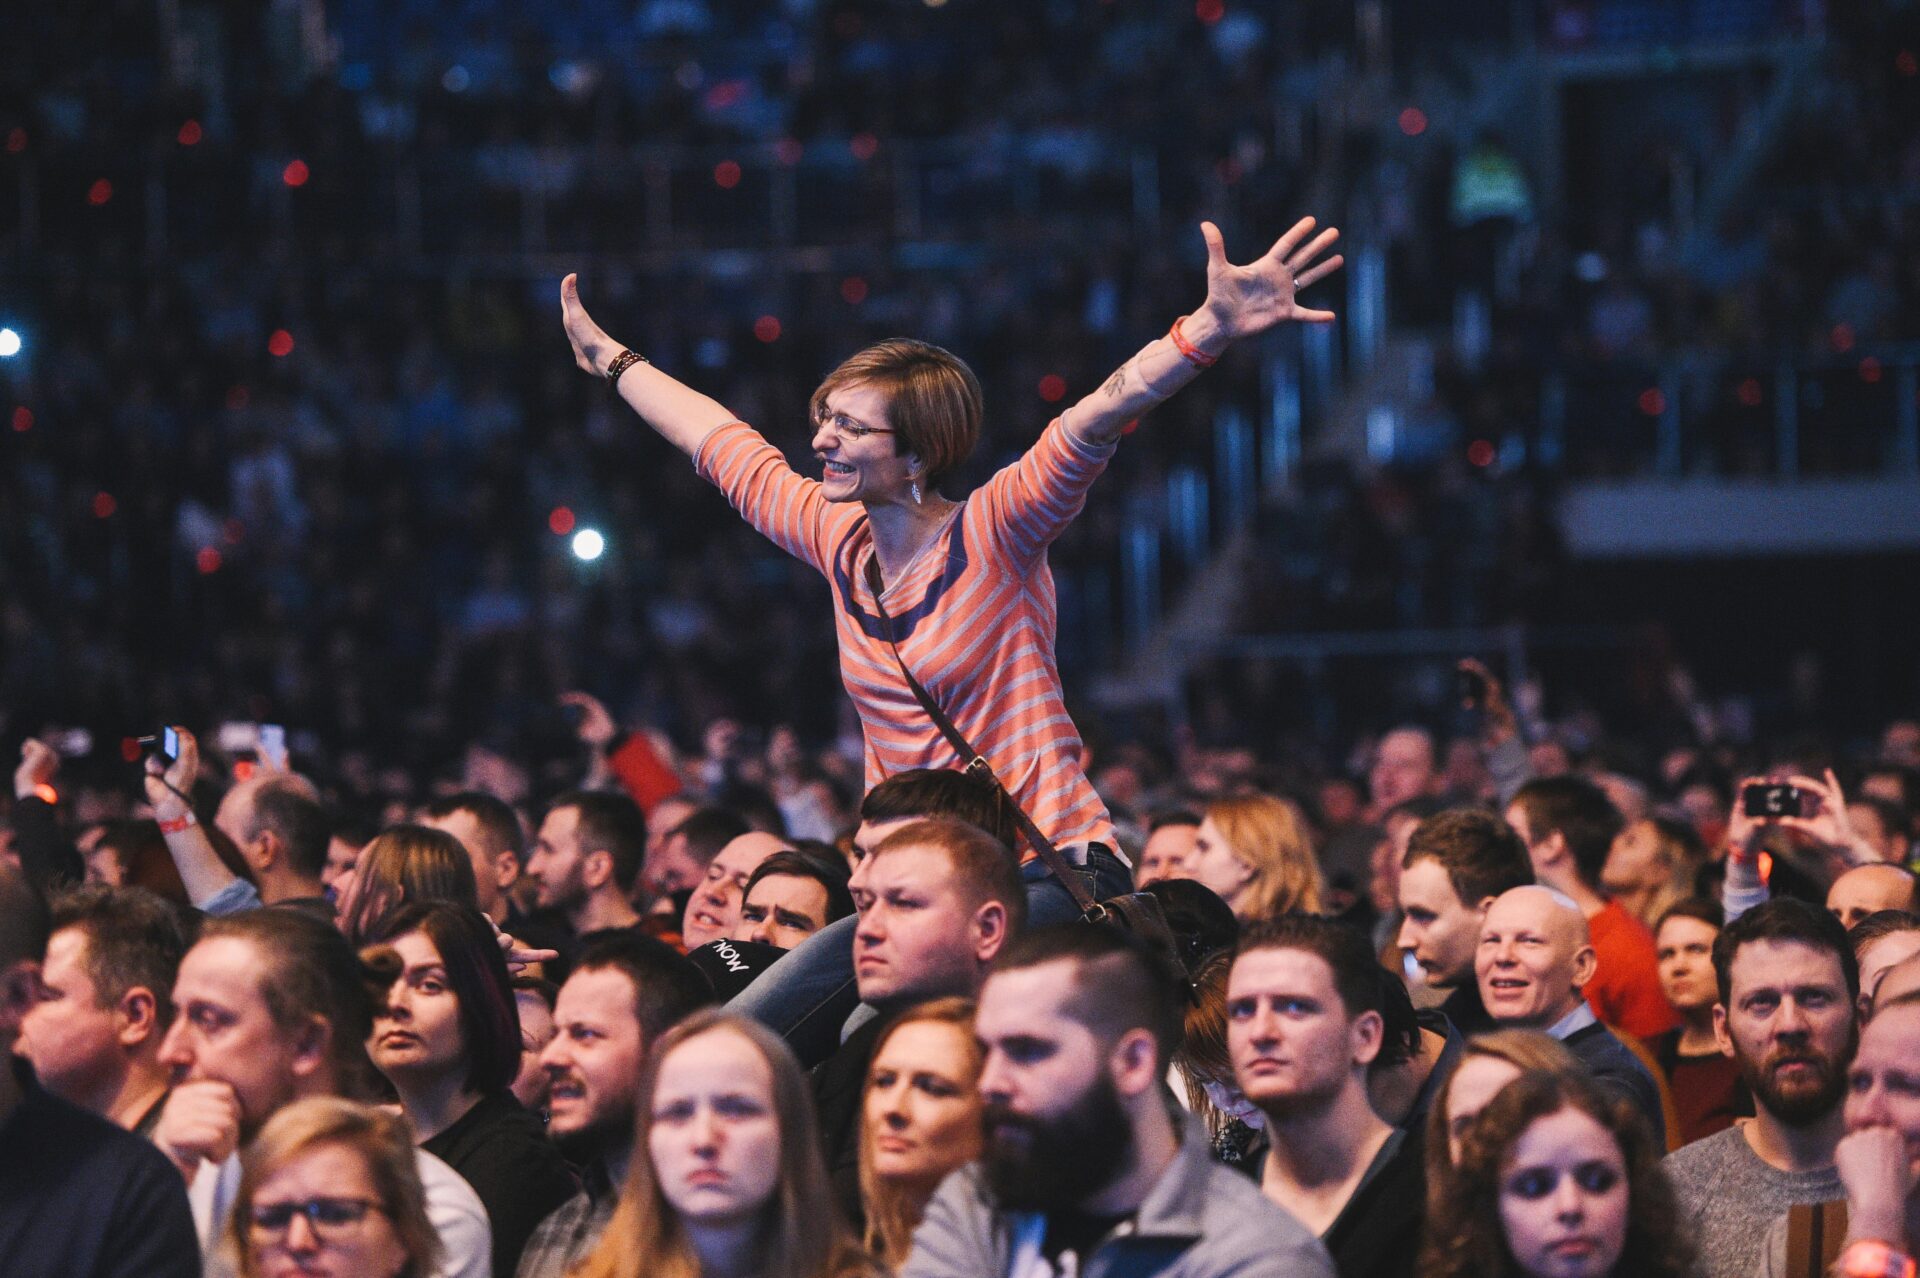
[813,410,895,441]
[249,1197,386,1240]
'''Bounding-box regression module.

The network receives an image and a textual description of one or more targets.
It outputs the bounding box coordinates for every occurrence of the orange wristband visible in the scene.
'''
[1841,1240,1916,1278]
[1169,316,1218,368]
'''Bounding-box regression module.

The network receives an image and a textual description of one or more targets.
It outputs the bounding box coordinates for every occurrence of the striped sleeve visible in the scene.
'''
[692,421,846,576]
[971,416,1117,570]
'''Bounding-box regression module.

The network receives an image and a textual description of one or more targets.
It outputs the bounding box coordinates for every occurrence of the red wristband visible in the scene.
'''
[158,811,197,835]
[1842,1240,1917,1278]
[1169,316,1218,368]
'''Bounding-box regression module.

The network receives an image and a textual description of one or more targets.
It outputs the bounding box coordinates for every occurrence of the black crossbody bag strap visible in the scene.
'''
[864,557,1096,911]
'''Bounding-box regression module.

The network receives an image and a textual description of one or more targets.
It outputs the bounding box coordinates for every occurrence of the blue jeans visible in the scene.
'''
[729,845,1134,1067]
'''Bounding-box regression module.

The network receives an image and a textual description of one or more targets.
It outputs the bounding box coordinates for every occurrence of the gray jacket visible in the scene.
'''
[900,1117,1334,1278]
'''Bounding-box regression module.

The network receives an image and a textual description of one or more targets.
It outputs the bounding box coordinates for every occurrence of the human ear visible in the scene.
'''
[1351,1009,1385,1067]
[1108,1028,1160,1097]
[972,900,1010,963]
[1570,943,1599,989]
[118,987,159,1046]
[289,1016,332,1081]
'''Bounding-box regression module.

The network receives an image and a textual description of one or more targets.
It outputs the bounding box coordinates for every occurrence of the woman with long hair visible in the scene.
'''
[336,825,479,946]
[575,1009,876,1278]
[1424,1030,1585,1176]
[228,1097,441,1278]
[1422,1069,1692,1278]
[1179,793,1323,923]
[364,902,575,1278]
[857,998,983,1267]
[1172,951,1268,1172]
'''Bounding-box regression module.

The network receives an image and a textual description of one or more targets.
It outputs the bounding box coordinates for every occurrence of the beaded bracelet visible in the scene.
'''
[1169,316,1218,368]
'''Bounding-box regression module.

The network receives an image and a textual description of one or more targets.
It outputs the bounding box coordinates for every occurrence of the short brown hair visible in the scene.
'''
[870,817,1027,933]
[810,340,982,489]
[231,1097,440,1278]
[859,769,1017,849]
[1402,808,1532,909]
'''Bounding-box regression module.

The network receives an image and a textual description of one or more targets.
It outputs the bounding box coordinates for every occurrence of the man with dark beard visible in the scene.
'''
[515,933,710,1278]
[903,925,1334,1278]
[1663,897,1858,1278]
[1228,916,1425,1278]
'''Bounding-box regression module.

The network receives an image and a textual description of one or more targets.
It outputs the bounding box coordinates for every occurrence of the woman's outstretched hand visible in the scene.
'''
[1197,218,1344,341]
[561,272,617,377]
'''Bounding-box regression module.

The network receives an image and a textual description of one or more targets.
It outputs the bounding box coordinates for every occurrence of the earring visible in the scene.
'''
[911,480,923,505]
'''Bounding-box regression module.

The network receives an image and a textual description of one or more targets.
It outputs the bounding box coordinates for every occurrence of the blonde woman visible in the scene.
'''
[858,999,984,1268]
[1180,794,1323,923]
[229,1097,441,1278]
[575,1009,877,1278]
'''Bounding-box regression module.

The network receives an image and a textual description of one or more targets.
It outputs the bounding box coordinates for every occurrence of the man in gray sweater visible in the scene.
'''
[1663,898,1857,1278]
[902,925,1334,1278]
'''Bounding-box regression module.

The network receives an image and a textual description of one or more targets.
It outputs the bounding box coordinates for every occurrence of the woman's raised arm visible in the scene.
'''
[561,273,741,458]
[1061,217,1344,447]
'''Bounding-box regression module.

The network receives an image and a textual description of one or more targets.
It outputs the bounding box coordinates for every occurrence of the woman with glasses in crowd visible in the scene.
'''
[1422,1069,1692,1278]
[576,1009,877,1278]
[858,998,984,1266]
[1178,793,1324,924]
[229,1097,439,1278]
[365,902,575,1278]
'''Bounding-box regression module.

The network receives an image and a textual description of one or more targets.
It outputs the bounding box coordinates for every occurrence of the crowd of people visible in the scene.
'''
[4,668,1920,1278]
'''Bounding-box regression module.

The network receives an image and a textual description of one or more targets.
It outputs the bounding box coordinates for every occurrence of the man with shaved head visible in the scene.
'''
[1829,864,1919,931]
[1475,885,1663,1137]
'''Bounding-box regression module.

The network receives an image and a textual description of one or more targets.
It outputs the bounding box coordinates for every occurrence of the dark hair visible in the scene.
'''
[1370,954,1422,1074]
[48,885,191,1028]
[1853,795,1912,847]
[367,902,520,1095]
[860,769,1018,850]
[199,909,397,1100]
[669,807,753,870]
[1235,914,1409,1066]
[1383,795,1449,827]
[1146,808,1203,833]
[249,781,334,882]
[714,782,788,838]
[512,975,559,1011]
[1848,909,1920,955]
[1402,808,1533,908]
[0,862,50,972]
[1137,877,1239,973]
[1654,897,1723,935]
[870,818,1027,934]
[1712,895,1859,1006]
[1422,1069,1691,1278]
[1510,776,1624,889]
[92,819,192,908]
[571,931,714,1046]
[340,824,479,946]
[743,849,855,925]
[547,791,648,894]
[991,923,1183,1064]
[419,791,525,865]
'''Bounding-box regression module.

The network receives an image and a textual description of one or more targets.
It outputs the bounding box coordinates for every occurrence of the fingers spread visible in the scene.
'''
[1269,216,1317,260]
[1286,226,1341,271]
[1294,255,1345,291]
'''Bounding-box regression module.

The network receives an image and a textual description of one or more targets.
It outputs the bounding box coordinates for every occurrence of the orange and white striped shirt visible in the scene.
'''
[694,416,1118,856]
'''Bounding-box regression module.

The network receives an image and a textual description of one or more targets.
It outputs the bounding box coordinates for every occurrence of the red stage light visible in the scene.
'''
[1467,439,1495,467]
[268,330,295,357]
[11,407,32,432]
[178,120,203,146]
[1860,357,1883,384]
[1736,378,1763,407]
[1196,0,1225,24]
[1038,375,1067,403]
[714,160,742,189]
[754,315,782,343]
[840,276,869,305]
[774,138,803,166]
[196,547,223,575]
[1830,324,1855,353]
[850,133,878,161]
[4,128,25,154]
[1399,108,1428,137]
[87,179,113,206]
[1637,388,1665,416]
[283,159,310,187]
[549,506,576,536]
[93,492,117,519]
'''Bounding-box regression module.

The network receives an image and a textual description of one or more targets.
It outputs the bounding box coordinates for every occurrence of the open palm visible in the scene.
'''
[1199,217,1344,340]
